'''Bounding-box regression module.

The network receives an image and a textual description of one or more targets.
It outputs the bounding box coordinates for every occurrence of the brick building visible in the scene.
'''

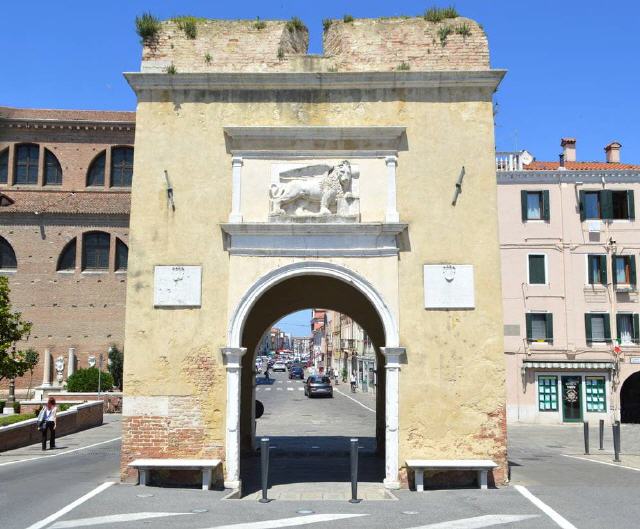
[0,106,134,396]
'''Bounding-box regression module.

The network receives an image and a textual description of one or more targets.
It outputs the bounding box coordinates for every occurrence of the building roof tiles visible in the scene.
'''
[524,161,640,171]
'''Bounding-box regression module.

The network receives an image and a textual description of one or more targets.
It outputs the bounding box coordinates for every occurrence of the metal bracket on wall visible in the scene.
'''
[164,170,175,211]
[451,166,466,206]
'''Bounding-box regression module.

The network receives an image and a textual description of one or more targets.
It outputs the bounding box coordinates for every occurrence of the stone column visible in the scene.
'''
[41,348,52,388]
[229,156,243,223]
[222,347,247,489]
[384,156,399,223]
[67,348,76,379]
[251,368,258,450]
[381,346,405,489]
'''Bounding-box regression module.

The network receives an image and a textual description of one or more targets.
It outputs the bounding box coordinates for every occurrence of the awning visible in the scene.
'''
[523,360,614,370]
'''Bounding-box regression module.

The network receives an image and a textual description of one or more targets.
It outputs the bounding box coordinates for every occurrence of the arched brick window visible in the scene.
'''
[44,149,63,186]
[111,147,134,187]
[0,236,17,270]
[115,239,128,271]
[82,231,110,270]
[57,238,76,271]
[87,151,106,187]
[14,143,39,185]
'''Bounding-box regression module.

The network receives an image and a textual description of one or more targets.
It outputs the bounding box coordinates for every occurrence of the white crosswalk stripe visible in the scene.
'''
[287,387,293,391]
[204,513,367,529]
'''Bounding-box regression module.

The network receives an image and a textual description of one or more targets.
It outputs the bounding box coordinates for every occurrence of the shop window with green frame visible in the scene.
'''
[538,375,559,411]
[585,377,606,412]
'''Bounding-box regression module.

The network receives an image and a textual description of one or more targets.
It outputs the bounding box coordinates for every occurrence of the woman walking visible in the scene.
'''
[38,397,57,450]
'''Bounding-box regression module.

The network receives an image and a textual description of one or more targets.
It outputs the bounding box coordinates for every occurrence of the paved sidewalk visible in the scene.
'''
[0,413,121,465]
[242,481,393,501]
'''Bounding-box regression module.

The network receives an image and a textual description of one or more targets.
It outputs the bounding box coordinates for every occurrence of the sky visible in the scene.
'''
[2,1,638,334]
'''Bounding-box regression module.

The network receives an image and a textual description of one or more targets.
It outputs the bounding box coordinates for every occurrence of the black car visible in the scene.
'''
[289,366,305,380]
[304,375,333,398]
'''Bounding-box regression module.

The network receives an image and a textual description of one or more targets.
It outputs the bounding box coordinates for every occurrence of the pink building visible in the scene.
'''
[498,139,640,424]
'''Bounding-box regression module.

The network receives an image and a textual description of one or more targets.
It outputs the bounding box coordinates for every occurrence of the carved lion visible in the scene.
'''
[269,161,354,216]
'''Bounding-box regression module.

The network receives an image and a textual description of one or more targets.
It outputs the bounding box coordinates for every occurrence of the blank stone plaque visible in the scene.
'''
[423,264,475,309]
[154,265,202,307]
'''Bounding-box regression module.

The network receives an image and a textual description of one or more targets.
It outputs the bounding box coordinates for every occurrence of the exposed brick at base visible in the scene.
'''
[120,416,224,482]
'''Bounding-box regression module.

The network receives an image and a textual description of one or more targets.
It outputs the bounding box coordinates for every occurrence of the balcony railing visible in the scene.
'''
[496,151,526,171]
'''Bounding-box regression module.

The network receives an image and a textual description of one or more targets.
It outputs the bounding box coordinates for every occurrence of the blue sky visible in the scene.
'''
[3,1,638,335]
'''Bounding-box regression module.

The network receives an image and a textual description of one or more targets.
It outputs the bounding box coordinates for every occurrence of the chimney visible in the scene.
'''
[560,137,576,162]
[605,141,621,163]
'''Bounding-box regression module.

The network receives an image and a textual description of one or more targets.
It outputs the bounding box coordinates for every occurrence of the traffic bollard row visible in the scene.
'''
[613,422,621,463]
[259,437,272,503]
[349,438,361,503]
[583,421,589,455]
[599,419,604,451]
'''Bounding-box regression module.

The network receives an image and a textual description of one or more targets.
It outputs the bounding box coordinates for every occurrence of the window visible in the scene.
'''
[617,314,639,345]
[82,232,110,270]
[612,255,636,286]
[585,313,611,343]
[44,149,62,185]
[57,239,76,271]
[87,152,106,187]
[587,255,607,285]
[528,254,547,284]
[526,313,553,342]
[14,144,39,185]
[115,239,128,271]
[585,377,606,412]
[521,190,550,221]
[538,376,558,411]
[0,237,17,269]
[580,190,635,221]
[0,149,8,184]
[111,147,133,187]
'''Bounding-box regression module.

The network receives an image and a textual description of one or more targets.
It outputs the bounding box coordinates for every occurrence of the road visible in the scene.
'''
[3,375,640,528]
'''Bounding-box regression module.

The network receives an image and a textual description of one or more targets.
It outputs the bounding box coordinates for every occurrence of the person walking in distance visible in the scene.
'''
[38,397,57,450]
[350,371,357,393]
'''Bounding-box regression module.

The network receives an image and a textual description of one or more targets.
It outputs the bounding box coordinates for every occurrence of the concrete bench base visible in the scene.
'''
[406,459,498,491]
[129,458,222,491]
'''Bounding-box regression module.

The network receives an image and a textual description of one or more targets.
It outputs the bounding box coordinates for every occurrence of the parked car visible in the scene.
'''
[272,362,286,372]
[289,366,305,380]
[304,375,333,398]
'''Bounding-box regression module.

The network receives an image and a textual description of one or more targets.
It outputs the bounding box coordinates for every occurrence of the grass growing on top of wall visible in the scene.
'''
[286,16,307,33]
[172,16,201,39]
[0,413,35,427]
[135,12,161,44]
[424,6,459,23]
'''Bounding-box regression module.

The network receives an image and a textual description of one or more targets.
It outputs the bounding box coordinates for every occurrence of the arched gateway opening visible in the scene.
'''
[223,262,401,491]
[621,372,640,423]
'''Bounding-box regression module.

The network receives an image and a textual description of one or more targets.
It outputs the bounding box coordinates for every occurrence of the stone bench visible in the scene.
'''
[406,459,498,491]
[129,458,222,490]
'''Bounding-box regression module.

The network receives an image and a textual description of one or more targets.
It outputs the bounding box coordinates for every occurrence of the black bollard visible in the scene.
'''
[599,419,604,450]
[583,421,590,454]
[259,437,272,503]
[613,423,621,463]
[349,438,361,503]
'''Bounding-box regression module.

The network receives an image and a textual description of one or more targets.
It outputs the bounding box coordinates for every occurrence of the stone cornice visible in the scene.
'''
[0,117,134,132]
[498,170,640,185]
[124,70,506,93]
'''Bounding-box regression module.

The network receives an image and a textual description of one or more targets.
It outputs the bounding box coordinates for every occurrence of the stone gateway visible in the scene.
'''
[120,15,507,490]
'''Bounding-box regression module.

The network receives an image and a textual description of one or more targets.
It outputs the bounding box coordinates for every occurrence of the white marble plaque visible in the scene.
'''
[424,264,475,309]
[154,265,202,307]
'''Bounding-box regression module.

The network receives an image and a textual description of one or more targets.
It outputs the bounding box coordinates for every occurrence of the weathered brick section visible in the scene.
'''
[324,17,489,72]
[142,20,308,73]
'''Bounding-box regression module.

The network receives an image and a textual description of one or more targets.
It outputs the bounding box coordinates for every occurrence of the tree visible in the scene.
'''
[0,277,33,385]
[108,345,124,390]
[24,348,39,399]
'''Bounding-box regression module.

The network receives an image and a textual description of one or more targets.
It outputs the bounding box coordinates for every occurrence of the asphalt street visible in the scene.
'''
[3,374,640,528]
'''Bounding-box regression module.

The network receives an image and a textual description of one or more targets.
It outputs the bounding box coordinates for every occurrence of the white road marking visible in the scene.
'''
[0,437,122,467]
[205,513,366,529]
[562,453,640,471]
[298,388,304,391]
[515,485,577,529]
[287,387,294,391]
[265,388,271,391]
[24,481,115,529]
[50,511,193,528]
[334,388,376,413]
[277,388,283,391]
[409,514,538,529]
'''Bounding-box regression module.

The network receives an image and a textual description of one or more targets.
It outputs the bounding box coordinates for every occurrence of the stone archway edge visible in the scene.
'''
[223,261,403,489]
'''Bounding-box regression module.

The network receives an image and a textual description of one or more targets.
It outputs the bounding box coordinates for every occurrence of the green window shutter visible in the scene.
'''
[542,190,550,221]
[579,190,586,221]
[612,254,618,286]
[600,255,608,285]
[526,314,533,341]
[617,313,623,343]
[603,314,612,342]
[545,314,554,342]
[601,190,613,220]
[521,190,528,221]
[585,314,592,342]
[587,256,595,285]
[634,314,640,343]
[630,255,637,286]
[529,255,546,284]
[628,190,635,220]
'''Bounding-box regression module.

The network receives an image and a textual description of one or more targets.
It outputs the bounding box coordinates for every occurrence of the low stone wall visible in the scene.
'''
[21,392,122,414]
[0,401,103,452]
